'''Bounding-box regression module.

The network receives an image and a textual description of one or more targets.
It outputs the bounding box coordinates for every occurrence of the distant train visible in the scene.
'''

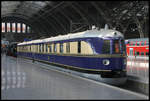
[6,42,17,57]
[17,29,127,80]
[1,40,9,53]
[125,38,149,56]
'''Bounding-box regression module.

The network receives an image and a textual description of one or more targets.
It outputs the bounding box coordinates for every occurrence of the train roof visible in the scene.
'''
[18,29,123,46]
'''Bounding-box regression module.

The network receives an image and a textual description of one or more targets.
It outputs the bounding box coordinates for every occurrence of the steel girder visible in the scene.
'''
[2,1,149,39]
[2,13,40,33]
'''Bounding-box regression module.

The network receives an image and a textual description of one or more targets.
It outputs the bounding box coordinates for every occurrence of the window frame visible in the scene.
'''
[102,40,110,54]
[54,43,57,53]
[60,43,63,53]
[66,42,70,53]
[78,41,81,54]
[113,40,121,54]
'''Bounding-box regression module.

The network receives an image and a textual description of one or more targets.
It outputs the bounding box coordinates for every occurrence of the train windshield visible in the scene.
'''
[102,40,110,54]
[120,39,126,54]
[113,39,126,54]
[113,40,121,54]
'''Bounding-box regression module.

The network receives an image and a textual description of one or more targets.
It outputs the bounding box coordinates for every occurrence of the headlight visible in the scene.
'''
[103,59,110,65]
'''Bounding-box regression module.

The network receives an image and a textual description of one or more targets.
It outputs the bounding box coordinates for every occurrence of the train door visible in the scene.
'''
[129,48,133,56]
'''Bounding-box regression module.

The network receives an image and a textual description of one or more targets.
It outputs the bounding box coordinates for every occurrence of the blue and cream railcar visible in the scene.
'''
[17,29,127,78]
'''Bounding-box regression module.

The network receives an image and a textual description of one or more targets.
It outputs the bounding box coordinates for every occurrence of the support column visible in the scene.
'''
[5,22,7,33]
[134,14,144,38]
[30,27,32,33]
[29,26,31,33]
[20,23,23,33]
[15,23,18,33]
[10,23,12,33]
[25,25,28,33]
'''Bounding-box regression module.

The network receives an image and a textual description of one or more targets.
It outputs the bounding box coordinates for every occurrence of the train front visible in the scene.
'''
[97,30,127,85]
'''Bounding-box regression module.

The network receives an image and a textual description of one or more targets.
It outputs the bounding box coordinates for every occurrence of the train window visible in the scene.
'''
[49,44,52,53]
[40,44,43,53]
[130,42,135,46]
[42,44,44,52]
[81,41,93,54]
[39,44,41,53]
[25,46,27,52]
[135,51,140,56]
[25,46,26,50]
[26,46,28,52]
[113,40,121,54]
[137,52,139,56]
[26,46,27,52]
[141,52,144,56]
[121,39,126,54]
[28,46,29,52]
[146,42,149,45]
[66,42,70,53]
[32,45,33,52]
[26,45,28,52]
[146,52,149,56]
[30,45,31,52]
[136,42,140,46]
[141,42,145,46]
[35,45,37,52]
[129,42,132,45]
[134,42,136,46]
[102,40,110,54]
[60,43,63,53]
[54,43,57,53]
[40,44,42,52]
[78,41,81,53]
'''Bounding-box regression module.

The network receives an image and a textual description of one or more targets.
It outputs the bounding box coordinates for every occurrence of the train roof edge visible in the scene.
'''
[18,29,124,46]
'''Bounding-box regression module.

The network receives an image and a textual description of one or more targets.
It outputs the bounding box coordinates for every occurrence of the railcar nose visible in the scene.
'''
[111,57,126,70]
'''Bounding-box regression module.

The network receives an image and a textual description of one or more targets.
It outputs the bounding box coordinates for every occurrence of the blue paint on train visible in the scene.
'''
[18,52,126,71]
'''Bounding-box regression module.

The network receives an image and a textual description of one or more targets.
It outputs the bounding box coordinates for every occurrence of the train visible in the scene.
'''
[6,42,18,57]
[125,38,149,57]
[1,40,9,54]
[17,28,127,81]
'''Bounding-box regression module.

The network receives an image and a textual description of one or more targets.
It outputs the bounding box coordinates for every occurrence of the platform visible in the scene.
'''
[1,54,148,99]
[127,56,149,81]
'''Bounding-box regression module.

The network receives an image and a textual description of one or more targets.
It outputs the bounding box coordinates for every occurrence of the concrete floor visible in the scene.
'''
[1,54,148,99]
